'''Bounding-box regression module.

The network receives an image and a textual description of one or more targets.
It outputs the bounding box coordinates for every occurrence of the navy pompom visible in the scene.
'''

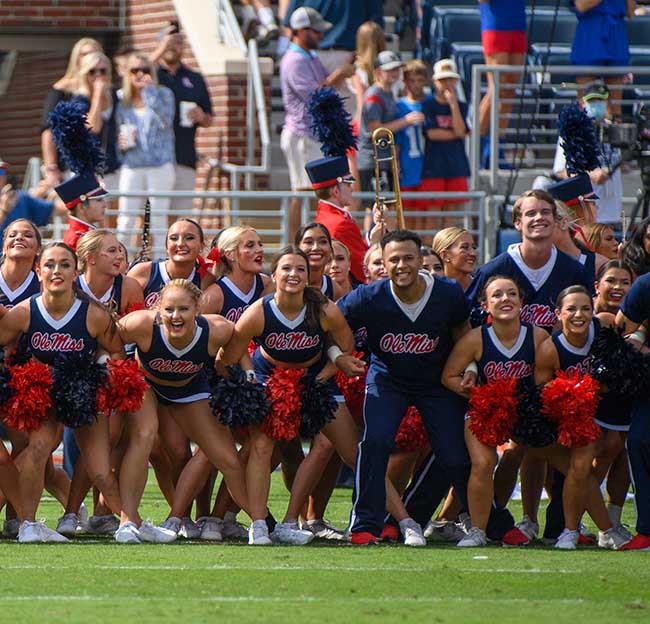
[308,87,357,157]
[557,102,601,174]
[49,99,106,175]
[0,352,12,407]
[299,376,337,438]
[209,365,269,429]
[51,352,108,429]
[512,377,557,448]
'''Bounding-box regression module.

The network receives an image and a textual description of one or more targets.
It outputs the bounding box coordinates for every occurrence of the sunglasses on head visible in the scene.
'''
[130,67,151,75]
[90,67,108,76]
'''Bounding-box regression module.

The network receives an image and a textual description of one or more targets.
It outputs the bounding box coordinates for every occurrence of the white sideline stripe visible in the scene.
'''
[0,595,589,605]
[1,564,576,574]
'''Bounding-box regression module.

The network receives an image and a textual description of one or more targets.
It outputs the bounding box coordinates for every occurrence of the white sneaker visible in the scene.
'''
[77,503,89,531]
[271,521,315,545]
[598,526,632,550]
[400,518,426,547]
[222,512,248,539]
[3,518,20,539]
[160,516,181,535]
[248,519,272,545]
[40,522,70,543]
[87,514,120,535]
[115,521,141,544]
[137,520,177,543]
[56,513,80,537]
[198,517,223,541]
[424,519,466,542]
[616,524,634,542]
[19,520,69,543]
[302,519,345,541]
[555,528,579,550]
[457,526,487,548]
[517,515,540,541]
[179,517,201,540]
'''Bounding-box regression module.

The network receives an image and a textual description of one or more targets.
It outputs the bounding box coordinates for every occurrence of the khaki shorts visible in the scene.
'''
[280,128,322,191]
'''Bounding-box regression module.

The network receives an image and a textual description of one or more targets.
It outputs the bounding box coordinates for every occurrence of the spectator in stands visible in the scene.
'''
[571,0,636,117]
[622,216,650,277]
[357,51,424,219]
[113,46,135,95]
[551,81,623,226]
[151,22,213,218]
[0,160,65,240]
[422,59,471,228]
[395,59,432,234]
[478,0,527,169]
[41,37,104,191]
[280,6,356,237]
[585,222,620,258]
[116,53,176,255]
[240,0,279,43]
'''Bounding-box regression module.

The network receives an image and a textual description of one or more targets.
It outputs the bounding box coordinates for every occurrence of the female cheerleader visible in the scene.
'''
[0,242,126,543]
[363,243,387,282]
[431,227,478,291]
[328,240,353,298]
[56,229,144,536]
[117,278,252,543]
[534,285,630,550]
[442,276,548,546]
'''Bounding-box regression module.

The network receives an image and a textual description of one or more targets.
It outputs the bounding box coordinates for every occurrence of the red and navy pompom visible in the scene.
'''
[308,86,357,157]
[558,101,601,175]
[299,376,337,438]
[123,301,146,315]
[394,406,429,452]
[210,364,269,429]
[3,361,53,432]
[335,369,366,426]
[468,377,519,447]
[541,372,601,447]
[96,358,149,415]
[261,367,304,440]
[512,377,557,448]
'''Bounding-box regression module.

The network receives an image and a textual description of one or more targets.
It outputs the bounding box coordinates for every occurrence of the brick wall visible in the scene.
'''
[0,1,121,31]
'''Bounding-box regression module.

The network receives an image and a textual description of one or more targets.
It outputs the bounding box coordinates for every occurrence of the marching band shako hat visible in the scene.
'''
[547,173,599,207]
[305,156,355,190]
[54,172,108,210]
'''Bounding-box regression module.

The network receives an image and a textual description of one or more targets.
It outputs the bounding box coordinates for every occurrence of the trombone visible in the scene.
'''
[372,127,405,231]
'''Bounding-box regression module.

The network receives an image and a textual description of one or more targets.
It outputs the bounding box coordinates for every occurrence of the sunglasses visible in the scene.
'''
[130,67,151,75]
[90,67,108,76]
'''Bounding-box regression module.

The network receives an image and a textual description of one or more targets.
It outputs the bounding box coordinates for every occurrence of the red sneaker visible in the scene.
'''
[619,534,650,551]
[578,533,596,545]
[350,531,380,545]
[380,523,400,542]
[502,527,531,547]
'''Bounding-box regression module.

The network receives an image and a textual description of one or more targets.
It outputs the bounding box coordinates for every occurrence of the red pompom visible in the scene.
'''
[261,367,304,440]
[247,340,257,358]
[468,377,519,447]
[97,359,149,415]
[335,368,366,426]
[541,372,601,447]
[3,362,53,432]
[124,301,146,315]
[394,406,429,452]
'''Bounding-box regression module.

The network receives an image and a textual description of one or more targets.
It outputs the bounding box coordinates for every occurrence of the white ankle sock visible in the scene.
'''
[258,6,275,26]
[607,503,623,526]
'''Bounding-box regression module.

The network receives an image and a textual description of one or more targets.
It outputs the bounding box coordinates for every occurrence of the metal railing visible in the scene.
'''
[210,0,271,202]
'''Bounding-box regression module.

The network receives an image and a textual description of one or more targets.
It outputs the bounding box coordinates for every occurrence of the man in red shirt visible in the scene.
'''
[306,155,384,284]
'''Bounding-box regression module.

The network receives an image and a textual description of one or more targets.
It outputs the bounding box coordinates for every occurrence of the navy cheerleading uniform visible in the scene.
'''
[216,274,264,323]
[143,261,201,309]
[551,318,599,377]
[77,273,124,313]
[319,274,334,300]
[478,322,535,384]
[27,295,96,365]
[137,315,213,405]
[253,294,342,401]
[0,269,40,309]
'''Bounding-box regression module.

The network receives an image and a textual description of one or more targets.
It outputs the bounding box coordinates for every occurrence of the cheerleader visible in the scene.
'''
[363,243,387,282]
[295,222,344,300]
[0,242,124,543]
[442,276,548,546]
[218,246,380,545]
[535,285,630,550]
[329,239,353,297]
[432,227,478,291]
[56,229,145,536]
[117,278,251,543]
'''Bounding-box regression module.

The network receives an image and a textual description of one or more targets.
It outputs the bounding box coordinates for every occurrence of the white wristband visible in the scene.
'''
[629,329,646,344]
[244,369,256,383]
[96,354,110,364]
[328,345,344,364]
[463,361,478,376]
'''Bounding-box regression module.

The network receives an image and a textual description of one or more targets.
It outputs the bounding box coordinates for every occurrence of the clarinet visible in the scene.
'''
[130,198,151,268]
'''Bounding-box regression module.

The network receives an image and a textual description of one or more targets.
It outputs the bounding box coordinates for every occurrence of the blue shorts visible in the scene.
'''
[252,349,344,403]
[147,370,211,406]
[594,392,632,432]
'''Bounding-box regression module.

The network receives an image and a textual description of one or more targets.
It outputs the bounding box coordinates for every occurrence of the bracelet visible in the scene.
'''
[629,329,646,343]
[45,164,60,172]
[328,345,343,364]
[244,369,256,383]
[96,354,110,364]
[463,361,478,376]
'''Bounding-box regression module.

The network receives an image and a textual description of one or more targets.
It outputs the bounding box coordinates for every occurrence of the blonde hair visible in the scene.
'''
[585,223,615,252]
[356,21,386,87]
[332,239,350,259]
[215,225,257,276]
[76,52,112,98]
[160,278,202,308]
[403,59,428,81]
[61,38,103,89]
[76,229,118,272]
[121,53,158,107]
[363,242,382,267]
[432,227,469,256]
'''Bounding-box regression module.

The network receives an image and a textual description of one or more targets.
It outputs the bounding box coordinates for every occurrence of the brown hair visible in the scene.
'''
[584,223,616,254]
[2,218,42,251]
[479,275,523,303]
[403,59,428,81]
[512,189,557,223]
[555,285,592,309]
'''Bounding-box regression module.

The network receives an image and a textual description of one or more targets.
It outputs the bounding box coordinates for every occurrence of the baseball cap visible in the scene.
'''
[289,7,333,33]
[582,80,609,102]
[374,50,403,71]
[433,59,460,80]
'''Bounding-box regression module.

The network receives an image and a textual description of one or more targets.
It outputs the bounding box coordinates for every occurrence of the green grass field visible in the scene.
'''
[0,473,648,624]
